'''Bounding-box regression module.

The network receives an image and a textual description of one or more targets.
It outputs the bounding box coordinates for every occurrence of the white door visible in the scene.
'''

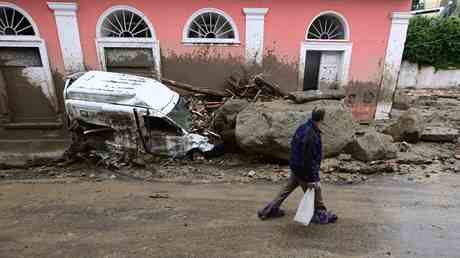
[318,52,341,90]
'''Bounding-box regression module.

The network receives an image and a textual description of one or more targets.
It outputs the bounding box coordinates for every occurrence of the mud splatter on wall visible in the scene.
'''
[162,47,299,93]
[345,81,380,121]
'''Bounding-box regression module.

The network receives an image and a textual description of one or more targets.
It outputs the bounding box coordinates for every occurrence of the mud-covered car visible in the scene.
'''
[64,71,219,158]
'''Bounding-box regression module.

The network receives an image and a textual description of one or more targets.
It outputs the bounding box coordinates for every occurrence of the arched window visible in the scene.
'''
[95,6,161,79]
[0,6,35,36]
[307,12,349,40]
[100,9,151,38]
[183,8,240,44]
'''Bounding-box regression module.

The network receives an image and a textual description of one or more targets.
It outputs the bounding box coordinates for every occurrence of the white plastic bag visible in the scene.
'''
[294,188,315,226]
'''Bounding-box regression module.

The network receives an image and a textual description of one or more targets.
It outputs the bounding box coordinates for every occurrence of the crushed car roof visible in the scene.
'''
[65,71,179,116]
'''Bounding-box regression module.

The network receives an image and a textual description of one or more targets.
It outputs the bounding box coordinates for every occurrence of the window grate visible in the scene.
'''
[187,12,235,39]
[0,7,35,36]
[308,15,345,40]
[101,10,151,38]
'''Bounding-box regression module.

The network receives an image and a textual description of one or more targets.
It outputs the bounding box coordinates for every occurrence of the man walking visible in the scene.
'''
[257,108,337,224]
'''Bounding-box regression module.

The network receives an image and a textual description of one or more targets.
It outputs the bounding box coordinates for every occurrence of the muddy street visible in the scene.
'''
[1,173,460,258]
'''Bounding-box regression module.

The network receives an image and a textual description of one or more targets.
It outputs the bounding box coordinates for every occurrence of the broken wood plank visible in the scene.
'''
[225,89,237,97]
[253,89,262,102]
[204,101,225,105]
[161,78,229,97]
[191,110,206,118]
[254,75,286,97]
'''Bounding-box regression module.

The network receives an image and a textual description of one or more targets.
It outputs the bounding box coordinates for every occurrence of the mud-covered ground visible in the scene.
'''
[1,171,460,258]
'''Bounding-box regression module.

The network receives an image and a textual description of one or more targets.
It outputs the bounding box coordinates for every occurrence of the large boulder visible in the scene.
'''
[345,130,398,161]
[212,99,249,150]
[383,108,425,143]
[235,100,356,160]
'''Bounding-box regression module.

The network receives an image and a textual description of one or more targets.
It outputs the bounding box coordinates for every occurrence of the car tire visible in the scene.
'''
[188,149,205,161]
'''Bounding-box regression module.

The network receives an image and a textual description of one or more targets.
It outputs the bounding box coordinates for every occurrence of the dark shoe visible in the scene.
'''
[327,211,338,223]
[311,210,338,224]
[257,209,268,220]
[271,208,285,218]
[257,208,285,220]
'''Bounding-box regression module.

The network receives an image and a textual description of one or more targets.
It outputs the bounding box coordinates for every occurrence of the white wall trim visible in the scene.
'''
[243,8,268,65]
[48,2,85,74]
[306,10,351,41]
[375,11,412,120]
[47,2,77,15]
[182,8,240,45]
[0,38,59,114]
[95,38,162,79]
[0,2,40,36]
[96,5,157,40]
[297,41,352,91]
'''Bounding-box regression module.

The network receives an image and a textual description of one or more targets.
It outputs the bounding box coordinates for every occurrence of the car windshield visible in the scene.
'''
[167,97,192,131]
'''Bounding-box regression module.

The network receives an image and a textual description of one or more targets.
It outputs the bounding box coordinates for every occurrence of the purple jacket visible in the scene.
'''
[289,119,322,182]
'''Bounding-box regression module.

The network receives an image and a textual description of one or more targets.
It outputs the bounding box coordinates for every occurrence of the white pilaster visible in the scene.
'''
[243,8,268,65]
[48,2,85,74]
[375,12,412,120]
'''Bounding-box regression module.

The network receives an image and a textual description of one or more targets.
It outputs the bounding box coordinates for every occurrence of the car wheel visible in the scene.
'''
[188,149,205,161]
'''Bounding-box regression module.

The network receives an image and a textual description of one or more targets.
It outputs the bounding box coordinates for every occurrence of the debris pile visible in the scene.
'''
[179,73,287,135]
[225,73,286,101]
[185,96,222,134]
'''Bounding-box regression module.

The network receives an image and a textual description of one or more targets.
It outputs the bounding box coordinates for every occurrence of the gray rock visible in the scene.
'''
[338,153,353,161]
[235,100,356,160]
[346,130,398,162]
[383,108,425,143]
[421,127,459,143]
[287,89,346,104]
[393,90,416,110]
[212,99,250,150]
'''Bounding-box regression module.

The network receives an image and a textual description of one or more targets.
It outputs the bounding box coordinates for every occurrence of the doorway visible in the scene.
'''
[303,50,342,91]
[0,47,56,123]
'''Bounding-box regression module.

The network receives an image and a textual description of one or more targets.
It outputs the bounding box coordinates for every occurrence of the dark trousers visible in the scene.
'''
[259,173,326,217]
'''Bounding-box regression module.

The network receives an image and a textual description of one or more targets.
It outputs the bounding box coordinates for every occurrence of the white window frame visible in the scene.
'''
[0,2,58,117]
[305,11,351,42]
[182,8,240,45]
[95,5,161,79]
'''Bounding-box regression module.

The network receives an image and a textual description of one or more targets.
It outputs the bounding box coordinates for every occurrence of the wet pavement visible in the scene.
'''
[0,174,459,258]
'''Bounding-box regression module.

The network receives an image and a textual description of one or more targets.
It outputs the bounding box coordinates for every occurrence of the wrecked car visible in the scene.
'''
[64,71,218,158]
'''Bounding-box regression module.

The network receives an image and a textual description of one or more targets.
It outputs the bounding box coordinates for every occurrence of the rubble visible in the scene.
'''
[225,73,286,101]
[345,130,398,162]
[384,108,425,143]
[456,140,460,159]
[185,96,217,134]
[421,127,459,143]
[287,89,346,104]
[235,99,356,160]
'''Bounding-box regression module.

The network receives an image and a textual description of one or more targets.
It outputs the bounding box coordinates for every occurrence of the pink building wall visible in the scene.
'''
[4,0,412,121]
[75,0,410,84]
